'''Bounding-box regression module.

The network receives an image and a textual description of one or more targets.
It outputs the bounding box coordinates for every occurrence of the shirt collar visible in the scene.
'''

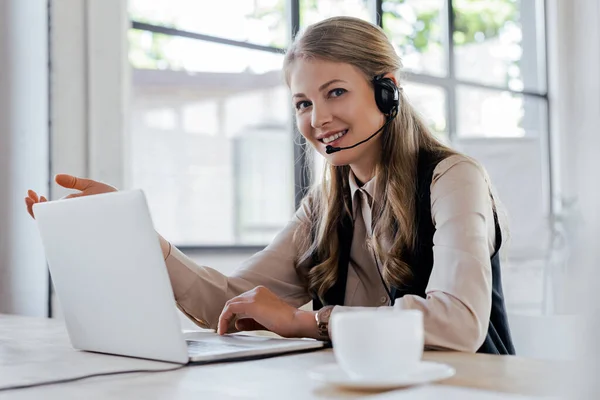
[348,170,377,209]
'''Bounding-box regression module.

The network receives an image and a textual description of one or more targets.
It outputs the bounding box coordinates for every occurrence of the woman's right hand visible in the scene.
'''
[25,174,118,219]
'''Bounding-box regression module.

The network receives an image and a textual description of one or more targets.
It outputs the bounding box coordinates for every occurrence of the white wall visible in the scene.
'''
[0,0,128,317]
[547,0,600,397]
[50,0,129,197]
[547,0,600,305]
[0,0,50,316]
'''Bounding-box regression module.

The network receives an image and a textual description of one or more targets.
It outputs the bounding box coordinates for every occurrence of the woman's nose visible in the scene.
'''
[311,104,333,129]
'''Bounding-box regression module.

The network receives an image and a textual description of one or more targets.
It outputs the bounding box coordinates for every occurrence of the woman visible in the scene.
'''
[26,16,514,354]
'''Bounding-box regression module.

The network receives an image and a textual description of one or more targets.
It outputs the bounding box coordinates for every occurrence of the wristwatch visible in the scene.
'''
[315,305,334,340]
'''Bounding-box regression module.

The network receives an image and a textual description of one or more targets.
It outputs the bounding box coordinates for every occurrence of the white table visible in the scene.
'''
[0,314,561,399]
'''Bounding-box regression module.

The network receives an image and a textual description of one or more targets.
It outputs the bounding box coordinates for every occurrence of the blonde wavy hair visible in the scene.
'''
[284,16,461,302]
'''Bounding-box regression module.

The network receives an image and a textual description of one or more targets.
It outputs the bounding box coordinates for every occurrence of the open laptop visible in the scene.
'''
[33,189,324,364]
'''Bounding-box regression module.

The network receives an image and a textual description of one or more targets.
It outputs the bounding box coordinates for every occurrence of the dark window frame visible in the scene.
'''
[129,0,550,252]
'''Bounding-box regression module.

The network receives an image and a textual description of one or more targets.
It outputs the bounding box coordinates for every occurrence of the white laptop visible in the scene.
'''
[33,189,324,364]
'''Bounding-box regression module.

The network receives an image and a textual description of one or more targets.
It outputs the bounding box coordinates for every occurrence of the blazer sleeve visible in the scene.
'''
[164,199,314,330]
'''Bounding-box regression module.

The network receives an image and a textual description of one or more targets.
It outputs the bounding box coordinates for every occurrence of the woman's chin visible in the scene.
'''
[323,151,353,167]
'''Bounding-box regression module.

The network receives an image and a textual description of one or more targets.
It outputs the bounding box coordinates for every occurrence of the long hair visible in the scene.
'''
[284,17,459,301]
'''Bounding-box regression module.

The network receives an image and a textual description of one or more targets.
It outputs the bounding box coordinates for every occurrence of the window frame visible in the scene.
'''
[129,0,551,251]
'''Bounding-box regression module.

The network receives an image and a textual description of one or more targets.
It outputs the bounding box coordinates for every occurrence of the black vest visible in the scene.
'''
[312,150,516,355]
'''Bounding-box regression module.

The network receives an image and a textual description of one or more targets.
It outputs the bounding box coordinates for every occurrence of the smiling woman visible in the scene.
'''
[174,16,514,355]
[289,63,389,174]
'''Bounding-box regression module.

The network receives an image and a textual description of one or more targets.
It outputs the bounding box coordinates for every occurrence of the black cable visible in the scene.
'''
[0,364,186,392]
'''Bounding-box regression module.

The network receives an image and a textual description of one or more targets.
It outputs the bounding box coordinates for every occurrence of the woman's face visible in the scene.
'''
[289,59,386,168]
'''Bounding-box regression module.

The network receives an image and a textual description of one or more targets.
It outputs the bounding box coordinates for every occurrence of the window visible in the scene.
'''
[381,0,547,139]
[300,0,375,28]
[383,0,446,77]
[129,0,294,247]
[130,0,287,48]
[128,0,549,267]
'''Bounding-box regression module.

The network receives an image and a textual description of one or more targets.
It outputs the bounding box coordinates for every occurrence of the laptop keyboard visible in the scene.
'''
[186,339,254,356]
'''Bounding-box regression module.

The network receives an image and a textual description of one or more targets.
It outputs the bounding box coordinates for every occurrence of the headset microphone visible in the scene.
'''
[325,74,400,155]
[325,109,397,155]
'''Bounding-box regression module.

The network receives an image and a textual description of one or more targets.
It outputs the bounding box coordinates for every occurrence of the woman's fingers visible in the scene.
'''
[54,174,77,189]
[28,190,39,203]
[55,174,94,191]
[25,197,35,219]
[218,301,253,335]
[25,175,102,221]
[217,288,295,337]
[25,192,48,219]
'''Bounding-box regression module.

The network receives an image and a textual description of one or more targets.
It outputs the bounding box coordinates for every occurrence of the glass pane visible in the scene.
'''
[129,47,294,246]
[300,0,374,28]
[129,0,287,48]
[456,86,547,137]
[403,82,447,141]
[382,0,446,77]
[129,31,284,73]
[453,0,546,93]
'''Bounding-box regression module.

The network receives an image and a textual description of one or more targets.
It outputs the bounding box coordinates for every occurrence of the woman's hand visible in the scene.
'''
[25,174,172,259]
[25,174,117,219]
[217,286,318,339]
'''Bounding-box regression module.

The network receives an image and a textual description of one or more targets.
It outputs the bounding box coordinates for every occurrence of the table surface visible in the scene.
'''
[0,314,562,399]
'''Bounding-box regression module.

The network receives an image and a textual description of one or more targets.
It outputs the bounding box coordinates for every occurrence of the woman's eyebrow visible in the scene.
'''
[318,79,346,91]
[292,79,347,99]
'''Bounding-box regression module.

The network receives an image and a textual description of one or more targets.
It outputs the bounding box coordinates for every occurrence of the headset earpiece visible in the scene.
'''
[373,74,400,117]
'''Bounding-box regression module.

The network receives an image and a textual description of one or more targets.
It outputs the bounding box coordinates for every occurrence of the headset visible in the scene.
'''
[325,74,400,154]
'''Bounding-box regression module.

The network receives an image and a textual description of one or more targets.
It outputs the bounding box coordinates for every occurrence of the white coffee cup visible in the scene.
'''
[330,309,424,381]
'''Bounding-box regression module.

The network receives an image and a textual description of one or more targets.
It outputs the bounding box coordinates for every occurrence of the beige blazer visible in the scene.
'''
[164,154,496,352]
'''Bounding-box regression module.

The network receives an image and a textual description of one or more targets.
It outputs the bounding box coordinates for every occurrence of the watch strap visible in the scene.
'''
[315,305,334,340]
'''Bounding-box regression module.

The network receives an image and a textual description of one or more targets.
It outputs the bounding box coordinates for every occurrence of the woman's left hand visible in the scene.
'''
[217,286,315,338]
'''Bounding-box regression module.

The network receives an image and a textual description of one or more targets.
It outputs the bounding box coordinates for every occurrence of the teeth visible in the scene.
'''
[322,130,347,144]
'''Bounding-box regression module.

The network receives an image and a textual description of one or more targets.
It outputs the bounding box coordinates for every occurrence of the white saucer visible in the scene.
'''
[308,361,455,390]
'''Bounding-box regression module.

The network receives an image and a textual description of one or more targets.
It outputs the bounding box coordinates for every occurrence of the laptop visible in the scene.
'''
[33,189,324,364]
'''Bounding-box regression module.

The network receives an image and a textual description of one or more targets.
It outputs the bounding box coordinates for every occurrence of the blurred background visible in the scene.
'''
[1,0,599,367]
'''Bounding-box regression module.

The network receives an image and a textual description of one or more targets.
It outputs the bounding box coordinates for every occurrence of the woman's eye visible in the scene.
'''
[295,100,311,110]
[329,88,347,98]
